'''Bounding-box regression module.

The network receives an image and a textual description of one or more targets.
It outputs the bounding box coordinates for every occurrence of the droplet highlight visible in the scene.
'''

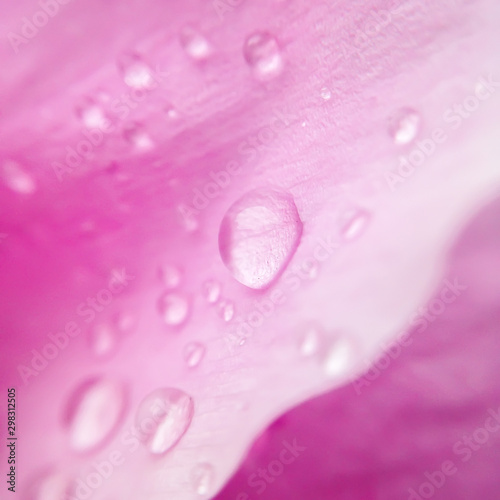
[388,107,420,145]
[191,462,215,496]
[158,292,190,327]
[219,188,303,289]
[320,87,332,101]
[243,32,283,81]
[2,160,36,194]
[88,322,118,358]
[64,377,126,453]
[180,26,211,60]
[218,300,234,322]
[323,337,355,378]
[123,123,154,151]
[135,388,194,455]
[202,279,221,304]
[341,210,370,241]
[117,52,155,90]
[158,264,182,290]
[75,97,110,130]
[184,342,206,368]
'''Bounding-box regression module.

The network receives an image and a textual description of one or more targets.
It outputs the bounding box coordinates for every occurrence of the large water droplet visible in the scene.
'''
[158,292,190,327]
[135,388,194,455]
[2,160,36,194]
[341,209,370,241]
[202,279,221,304]
[64,377,126,453]
[191,462,215,496]
[243,32,284,81]
[184,342,206,368]
[117,52,155,90]
[180,26,211,60]
[388,107,420,145]
[219,188,303,289]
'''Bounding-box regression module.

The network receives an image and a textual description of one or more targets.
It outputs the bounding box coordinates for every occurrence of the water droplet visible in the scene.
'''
[76,97,109,129]
[341,209,370,241]
[218,300,235,322]
[123,123,154,151]
[191,463,215,496]
[117,52,155,90]
[299,325,323,357]
[180,26,211,60]
[158,264,182,289]
[64,377,126,453]
[202,279,221,304]
[243,32,284,81]
[219,188,303,289]
[184,342,206,368]
[320,87,332,101]
[158,292,190,327]
[135,387,194,455]
[29,471,74,500]
[2,160,36,194]
[323,337,355,378]
[388,107,420,145]
[88,322,118,358]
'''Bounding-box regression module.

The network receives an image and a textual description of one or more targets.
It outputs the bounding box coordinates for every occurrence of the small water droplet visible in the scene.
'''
[117,52,155,90]
[323,337,355,378]
[76,97,110,129]
[388,107,420,145]
[299,325,323,357]
[123,123,154,151]
[135,387,194,455]
[64,377,126,453]
[184,342,206,368]
[341,210,370,241]
[320,87,332,100]
[202,279,221,304]
[158,292,190,327]
[219,188,303,289]
[164,104,180,120]
[243,32,284,81]
[88,322,118,358]
[191,462,215,496]
[180,26,211,60]
[2,160,36,194]
[218,300,235,322]
[158,264,182,289]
